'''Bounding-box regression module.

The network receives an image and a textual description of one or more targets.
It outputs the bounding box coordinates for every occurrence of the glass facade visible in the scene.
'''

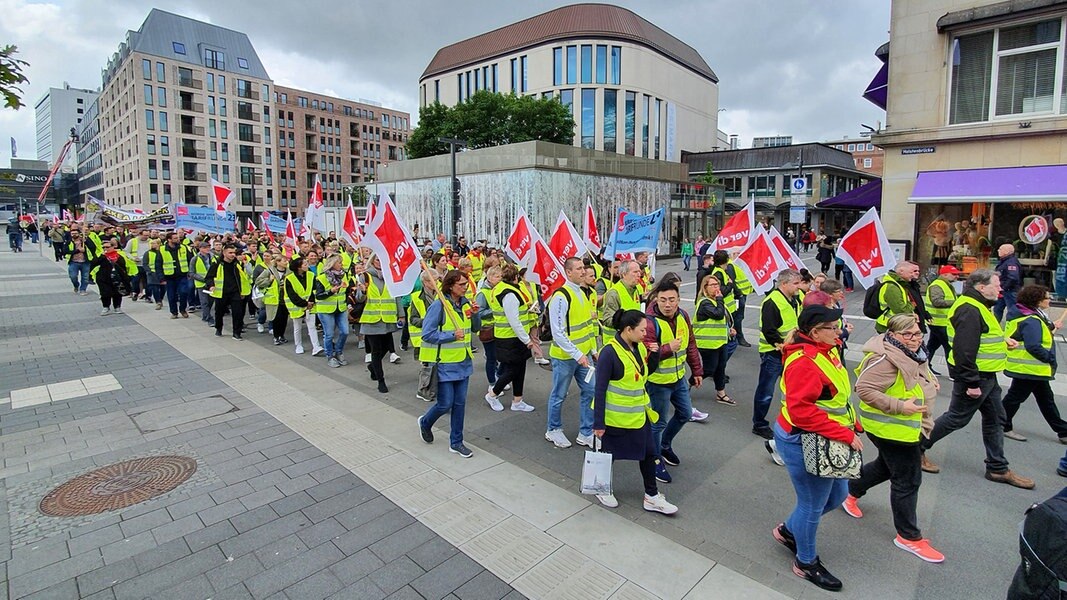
[581,88,595,149]
[611,46,622,85]
[553,47,563,86]
[625,91,636,155]
[560,89,574,120]
[521,55,528,92]
[654,98,662,159]
[642,94,650,157]
[566,46,577,85]
[511,58,518,93]
[596,45,607,84]
[603,90,617,153]
[581,45,592,83]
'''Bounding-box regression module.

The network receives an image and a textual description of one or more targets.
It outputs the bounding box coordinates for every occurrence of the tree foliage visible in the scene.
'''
[0,45,29,110]
[406,91,575,159]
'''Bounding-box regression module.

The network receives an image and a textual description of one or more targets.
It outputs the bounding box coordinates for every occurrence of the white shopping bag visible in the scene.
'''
[579,438,612,496]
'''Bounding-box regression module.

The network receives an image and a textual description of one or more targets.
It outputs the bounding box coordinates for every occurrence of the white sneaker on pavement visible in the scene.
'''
[510,400,536,412]
[690,408,709,422]
[765,439,785,466]
[389,352,401,364]
[596,494,619,508]
[365,353,372,363]
[295,345,305,355]
[643,493,679,515]
[484,392,504,412]
[534,357,551,365]
[575,433,594,448]
[100,308,110,316]
[112,308,123,314]
[311,346,324,356]
[257,324,265,333]
[504,383,512,390]
[545,429,572,448]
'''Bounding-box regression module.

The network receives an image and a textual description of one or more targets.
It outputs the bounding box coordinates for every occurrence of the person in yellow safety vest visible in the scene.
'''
[875,262,925,334]
[594,259,620,298]
[485,263,541,412]
[634,251,652,297]
[157,231,192,318]
[124,230,150,300]
[694,275,736,406]
[417,269,482,458]
[314,254,352,368]
[66,230,95,295]
[355,254,405,393]
[580,261,602,346]
[142,238,165,308]
[921,269,1035,489]
[458,257,478,304]
[206,243,251,340]
[1001,284,1067,444]
[89,239,137,315]
[410,271,439,402]
[924,265,960,375]
[752,269,804,439]
[591,308,678,515]
[727,253,755,346]
[283,256,323,356]
[474,266,503,394]
[190,242,216,326]
[642,282,702,484]
[544,257,600,450]
[772,304,861,592]
[255,253,291,346]
[599,260,642,341]
[844,313,945,564]
[468,242,486,283]
[517,269,548,365]
[711,250,739,315]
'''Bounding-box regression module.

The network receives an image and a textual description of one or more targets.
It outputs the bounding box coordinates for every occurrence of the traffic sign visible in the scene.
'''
[790,206,807,224]
[790,177,807,195]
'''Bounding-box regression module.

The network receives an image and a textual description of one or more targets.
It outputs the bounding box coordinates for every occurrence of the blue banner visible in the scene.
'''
[173,205,236,235]
[604,207,665,259]
[263,213,303,234]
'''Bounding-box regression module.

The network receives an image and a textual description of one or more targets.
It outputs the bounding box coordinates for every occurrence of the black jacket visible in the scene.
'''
[996,254,1023,293]
[948,287,997,386]
[206,259,242,297]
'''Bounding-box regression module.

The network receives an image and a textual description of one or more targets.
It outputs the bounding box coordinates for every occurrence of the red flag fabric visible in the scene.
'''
[361,194,421,297]
[528,238,567,301]
[506,207,538,267]
[549,210,586,265]
[210,178,235,214]
[364,194,381,229]
[732,225,787,295]
[246,218,256,233]
[583,198,602,253]
[341,200,362,249]
[836,207,897,289]
[767,226,804,272]
[709,200,755,253]
[284,211,298,248]
[310,178,324,210]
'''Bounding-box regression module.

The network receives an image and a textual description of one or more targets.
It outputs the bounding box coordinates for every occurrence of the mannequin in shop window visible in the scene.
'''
[926,215,951,266]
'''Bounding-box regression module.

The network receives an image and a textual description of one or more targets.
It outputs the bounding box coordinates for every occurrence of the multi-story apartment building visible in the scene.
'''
[96,9,274,217]
[273,85,409,215]
[35,84,99,172]
[76,98,103,201]
[419,4,719,159]
[824,136,884,177]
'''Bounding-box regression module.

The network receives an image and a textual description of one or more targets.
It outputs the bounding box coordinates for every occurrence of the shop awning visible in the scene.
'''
[908,165,1067,203]
[863,63,888,110]
[817,179,882,209]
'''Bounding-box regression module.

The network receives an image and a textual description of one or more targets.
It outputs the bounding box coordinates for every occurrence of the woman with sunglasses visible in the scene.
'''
[1002,284,1067,444]
[842,313,944,564]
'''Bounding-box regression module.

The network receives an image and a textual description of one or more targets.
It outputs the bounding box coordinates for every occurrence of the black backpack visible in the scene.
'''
[1008,491,1067,599]
[862,281,884,320]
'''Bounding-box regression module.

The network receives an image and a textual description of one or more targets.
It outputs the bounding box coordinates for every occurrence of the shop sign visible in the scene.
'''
[902,146,936,155]
[1020,214,1050,244]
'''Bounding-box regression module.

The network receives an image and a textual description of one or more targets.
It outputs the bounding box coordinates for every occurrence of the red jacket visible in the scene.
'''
[776,335,859,444]
[643,305,703,379]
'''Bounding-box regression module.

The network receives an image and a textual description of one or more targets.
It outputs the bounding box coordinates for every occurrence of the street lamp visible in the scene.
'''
[437,137,466,244]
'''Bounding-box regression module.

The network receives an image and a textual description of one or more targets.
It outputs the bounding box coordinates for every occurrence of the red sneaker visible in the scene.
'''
[841,495,863,519]
[894,535,945,563]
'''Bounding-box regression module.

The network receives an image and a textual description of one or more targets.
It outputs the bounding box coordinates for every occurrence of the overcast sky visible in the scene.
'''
[0,0,891,168]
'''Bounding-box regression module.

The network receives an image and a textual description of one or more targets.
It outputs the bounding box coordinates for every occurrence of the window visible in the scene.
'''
[157,87,166,108]
[867,143,874,151]
[206,73,214,92]
[847,143,855,151]
[458,72,464,102]
[172,41,186,55]
[642,94,650,157]
[483,66,489,92]
[567,45,577,85]
[624,91,636,155]
[208,96,216,115]
[148,159,157,179]
[161,161,170,180]
[473,68,481,92]
[218,75,225,92]
[560,89,574,119]
[510,59,517,93]
[596,45,607,84]
[863,158,873,168]
[553,47,563,85]
[221,120,228,139]
[221,142,229,161]
[434,79,440,102]
[521,55,528,92]
[209,119,216,137]
[145,109,154,130]
[210,142,217,160]
[159,111,168,132]
[150,183,159,204]
[204,48,225,70]
[237,79,253,99]
[219,98,227,117]
[160,136,170,157]
[610,46,622,85]
[156,62,165,83]
[581,88,595,149]
[491,64,498,93]
[603,89,617,152]
[466,70,472,98]
[237,57,249,69]
[580,45,593,84]
[144,84,153,105]
[654,98,661,159]
[142,59,152,80]
[147,134,156,155]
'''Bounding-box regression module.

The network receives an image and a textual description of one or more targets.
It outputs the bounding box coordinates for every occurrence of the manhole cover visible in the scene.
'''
[39,456,197,517]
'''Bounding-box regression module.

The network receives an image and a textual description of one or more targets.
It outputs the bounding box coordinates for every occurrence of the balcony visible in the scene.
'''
[239,153,262,165]
[178,76,203,90]
[180,124,205,136]
[182,170,207,182]
[237,111,261,123]
[179,100,204,113]
[181,146,206,159]
[238,133,262,144]
[236,88,260,101]
[307,160,319,170]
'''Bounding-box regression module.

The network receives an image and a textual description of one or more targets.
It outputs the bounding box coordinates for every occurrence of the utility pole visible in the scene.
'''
[437,137,466,244]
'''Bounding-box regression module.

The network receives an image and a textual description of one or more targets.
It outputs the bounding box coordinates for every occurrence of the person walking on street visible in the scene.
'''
[599,260,642,341]
[545,257,600,449]
[644,282,703,484]
[48,224,66,261]
[191,242,216,326]
[842,314,945,564]
[771,304,860,592]
[592,309,678,514]
[816,235,835,274]
[206,243,251,340]
[315,254,353,370]
[921,269,1034,489]
[726,251,754,347]
[681,238,694,271]
[284,256,322,356]
[995,243,1023,322]
[257,253,291,346]
[475,266,503,394]
[157,231,191,319]
[143,238,164,308]
[484,263,540,412]
[355,255,404,391]
[925,265,960,374]
[694,275,735,406]
[875,261,926,334]
[753,269,804,439]
[417,269,481,458]
[89,239,135,315]
[1001,284,1067,444]
[67,230,94,295]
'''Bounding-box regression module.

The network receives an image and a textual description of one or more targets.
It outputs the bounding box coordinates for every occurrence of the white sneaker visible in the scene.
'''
[545,429,572,448]
[112,308,123,314]
[365,353,373,363]
[596,493,619,508]
[765,439,785,466]
[690,408,709,423]
[295,345,305,355]
[484,392,504,412]
[257,324,265,333]
[416,393,432,402]
[575,433,594,448]
[510,400,535,412]
[100,308,110,316]
[389,352,401,364]
[534,357,551,365]
[504,383,512,391]
[312,346,324,356]
[643,493,679,515]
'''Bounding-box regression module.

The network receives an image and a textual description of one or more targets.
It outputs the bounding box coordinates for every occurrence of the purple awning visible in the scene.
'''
[863,63,888,110]
[908,165,1067,203]
[816,179,881,209]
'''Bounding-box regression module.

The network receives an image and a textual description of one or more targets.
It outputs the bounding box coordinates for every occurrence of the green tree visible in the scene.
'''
[698,162,720,187]
[405,101,451,159]
[0,45,29,110]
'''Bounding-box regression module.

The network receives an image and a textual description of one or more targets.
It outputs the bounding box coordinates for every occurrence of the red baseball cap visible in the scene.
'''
[939,265,961,275]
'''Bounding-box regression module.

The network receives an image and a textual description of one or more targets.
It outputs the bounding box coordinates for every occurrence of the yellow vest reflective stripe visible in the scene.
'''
[693,297,729,350]
[712,267,739,313]
[469,253,485,283]
[730,261,753,295]
[192,254,211,289]
[359,278,397,323]
[925,278,956,327]
[549,287,598,360]
[648,315,691,385]
[600,281,641,338]
[418,299,473,363]
[314,272,349,313]
[599,339,655,429]
[1005,315,1054,378]
[491,282,529,339]
[947,295,1008,372]
[758,290,801,353]
[160,245,189,276]
[855,352,924,442]
[283,271,314,318]
[779,349,856,429]
[876,278,908,330]
[521,281,539,329]
[209,262,252,298]
[408,293,428,349]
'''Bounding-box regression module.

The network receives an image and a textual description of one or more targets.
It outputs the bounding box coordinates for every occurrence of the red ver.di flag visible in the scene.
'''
[210,178,235,215]
[836,207,897,289]
[506,207,537,267]
[767,226,804,272]
[549,210,586,264]
[583,198,602,253]
[362,194,421,297]
[340,200,362,249]
[708,200,755,253]
[732,225,787,295]
[528,238,567,301]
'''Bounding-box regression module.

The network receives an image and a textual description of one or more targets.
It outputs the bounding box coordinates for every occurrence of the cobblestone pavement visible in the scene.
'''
[0,250,521,600]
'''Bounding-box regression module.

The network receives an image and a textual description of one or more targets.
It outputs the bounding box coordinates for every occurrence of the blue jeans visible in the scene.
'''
[422,378,469,447]
[68,261,90,292]
[994,289,1017,322]
[546,357,594,437]
[482,340,497,384]
[842,266,854,289]
[733,295,749,343]
[1060,449,1067,473]
[319,311,349,357]
[682,255,692,270]
[774,422,849,563]
[8,231,21,251]
[186,280,200,308]
[164,277,191,315]
[647,378,693,453]
[753,351,784,429]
